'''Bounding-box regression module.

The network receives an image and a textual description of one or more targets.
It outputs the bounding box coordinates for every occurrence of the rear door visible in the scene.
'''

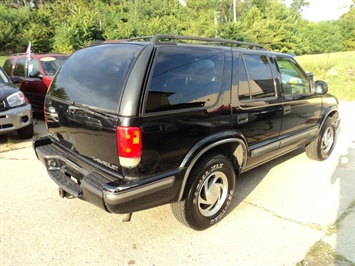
[231,52,284,169]
[275,56,322,153]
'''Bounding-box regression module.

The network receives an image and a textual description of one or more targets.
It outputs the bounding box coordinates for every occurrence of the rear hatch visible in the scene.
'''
[45,43,145,174]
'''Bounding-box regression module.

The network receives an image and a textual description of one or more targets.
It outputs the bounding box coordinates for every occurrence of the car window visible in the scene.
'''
[3,59,13,75]
[238,56,250,101]
[276,57,310,95]
[41,56,68,76]
[0,68,10,83]
[48,44,143,113]
[27,59,41,77]
[14,58,26,77]
[239,54,276,101]
[145,46,223,112]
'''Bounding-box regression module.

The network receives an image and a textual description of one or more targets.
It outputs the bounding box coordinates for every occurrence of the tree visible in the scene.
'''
[338,4,355,50]
[0,0,353,55]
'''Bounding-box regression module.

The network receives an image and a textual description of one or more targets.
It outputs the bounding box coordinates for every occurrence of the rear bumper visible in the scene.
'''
[33,137,181,214]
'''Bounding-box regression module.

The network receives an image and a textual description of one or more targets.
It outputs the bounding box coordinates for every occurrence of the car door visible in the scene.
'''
[20,57,47,111]
[275,56,322,153]
[231,52,284,169]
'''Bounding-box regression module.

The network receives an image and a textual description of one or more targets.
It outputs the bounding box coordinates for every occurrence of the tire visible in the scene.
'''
[17,123,34,139]
[306,117,336,161]
[172,153,236,230]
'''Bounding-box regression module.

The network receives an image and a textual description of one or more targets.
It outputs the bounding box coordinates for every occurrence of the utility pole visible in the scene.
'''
[233,0,237,23]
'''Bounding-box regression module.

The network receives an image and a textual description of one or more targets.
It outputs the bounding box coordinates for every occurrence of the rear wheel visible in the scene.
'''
[172,153,236,230]
[306,117,336,161]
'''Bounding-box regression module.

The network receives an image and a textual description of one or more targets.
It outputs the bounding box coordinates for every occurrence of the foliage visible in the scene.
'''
[0,0,354,55]
[296,51,355,101]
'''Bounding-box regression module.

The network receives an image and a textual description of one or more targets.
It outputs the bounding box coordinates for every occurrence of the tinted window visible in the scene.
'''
[146,46,223,112]
[240,54,276,101]
[276,57,310,95]
[3,59,13,75]
[48,44,143,112]
[14,58,26,77]
[238,57,250,101]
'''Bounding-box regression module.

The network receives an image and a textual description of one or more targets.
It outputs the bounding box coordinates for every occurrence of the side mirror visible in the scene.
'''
[11,76,21,83]
[29,70,41,78]
[314,80,328,94]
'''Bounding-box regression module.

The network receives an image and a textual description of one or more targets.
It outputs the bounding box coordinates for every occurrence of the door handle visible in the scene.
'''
[237,113,248,124]
[284,105,291,114]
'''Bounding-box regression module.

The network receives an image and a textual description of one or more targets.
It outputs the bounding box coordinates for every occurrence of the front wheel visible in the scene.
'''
[306,117,336,161]
[172,153,236,230]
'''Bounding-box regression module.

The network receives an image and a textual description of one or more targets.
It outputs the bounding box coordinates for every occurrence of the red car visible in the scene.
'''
[3,53,69,112]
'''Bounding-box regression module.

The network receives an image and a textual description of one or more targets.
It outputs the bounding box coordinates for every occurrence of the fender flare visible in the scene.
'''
[319,105,340,130]
[177,132,248,201]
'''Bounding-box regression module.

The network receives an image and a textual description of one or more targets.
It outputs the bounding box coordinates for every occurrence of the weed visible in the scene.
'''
[297,240,353,266]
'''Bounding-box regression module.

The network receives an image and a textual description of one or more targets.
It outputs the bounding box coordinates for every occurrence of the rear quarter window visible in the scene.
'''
[145,46,224,112]
[48,44,144,112]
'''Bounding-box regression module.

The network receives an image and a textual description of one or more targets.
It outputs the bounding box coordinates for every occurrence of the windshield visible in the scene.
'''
[40,56,69,76]
[0,69,10,83]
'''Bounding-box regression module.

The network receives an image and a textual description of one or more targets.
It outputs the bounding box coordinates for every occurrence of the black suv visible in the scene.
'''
[33,35,340,230]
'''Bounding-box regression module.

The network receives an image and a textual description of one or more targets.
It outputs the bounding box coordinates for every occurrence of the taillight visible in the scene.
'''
[43,102,47,123]
[116,126,142,167]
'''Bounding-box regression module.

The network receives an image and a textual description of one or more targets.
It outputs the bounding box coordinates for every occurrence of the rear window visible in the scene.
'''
[48,44,143,112]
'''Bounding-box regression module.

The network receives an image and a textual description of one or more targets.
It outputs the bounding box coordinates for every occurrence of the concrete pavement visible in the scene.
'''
[0,102,354,265]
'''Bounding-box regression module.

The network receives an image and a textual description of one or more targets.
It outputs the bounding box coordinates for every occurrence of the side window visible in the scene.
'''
[3,59,13,75]
[27,59,41,77]
[241,54,276,101]
[145,46,223,112]
[14,58,26,77]
[238,57,250,101]
[276,57,310,95]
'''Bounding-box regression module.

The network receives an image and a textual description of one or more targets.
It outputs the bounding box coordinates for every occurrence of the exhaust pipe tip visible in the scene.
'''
[121,213,132,222]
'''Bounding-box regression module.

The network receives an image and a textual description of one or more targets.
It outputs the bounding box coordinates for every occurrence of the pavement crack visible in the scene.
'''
[244,200,327,232]
[0,157,27,160]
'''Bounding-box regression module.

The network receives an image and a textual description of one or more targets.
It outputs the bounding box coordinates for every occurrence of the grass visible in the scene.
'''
[296,240,354,266]
[297,200,355,266]
[1,51,354,100]
[296,51,355,101]
[0,55,6,66]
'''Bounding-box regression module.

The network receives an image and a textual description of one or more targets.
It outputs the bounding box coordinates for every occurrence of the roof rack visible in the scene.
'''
[129,34,265,50]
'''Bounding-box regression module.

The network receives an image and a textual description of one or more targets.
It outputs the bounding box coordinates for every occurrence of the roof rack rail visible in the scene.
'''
[129,34,265,50]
